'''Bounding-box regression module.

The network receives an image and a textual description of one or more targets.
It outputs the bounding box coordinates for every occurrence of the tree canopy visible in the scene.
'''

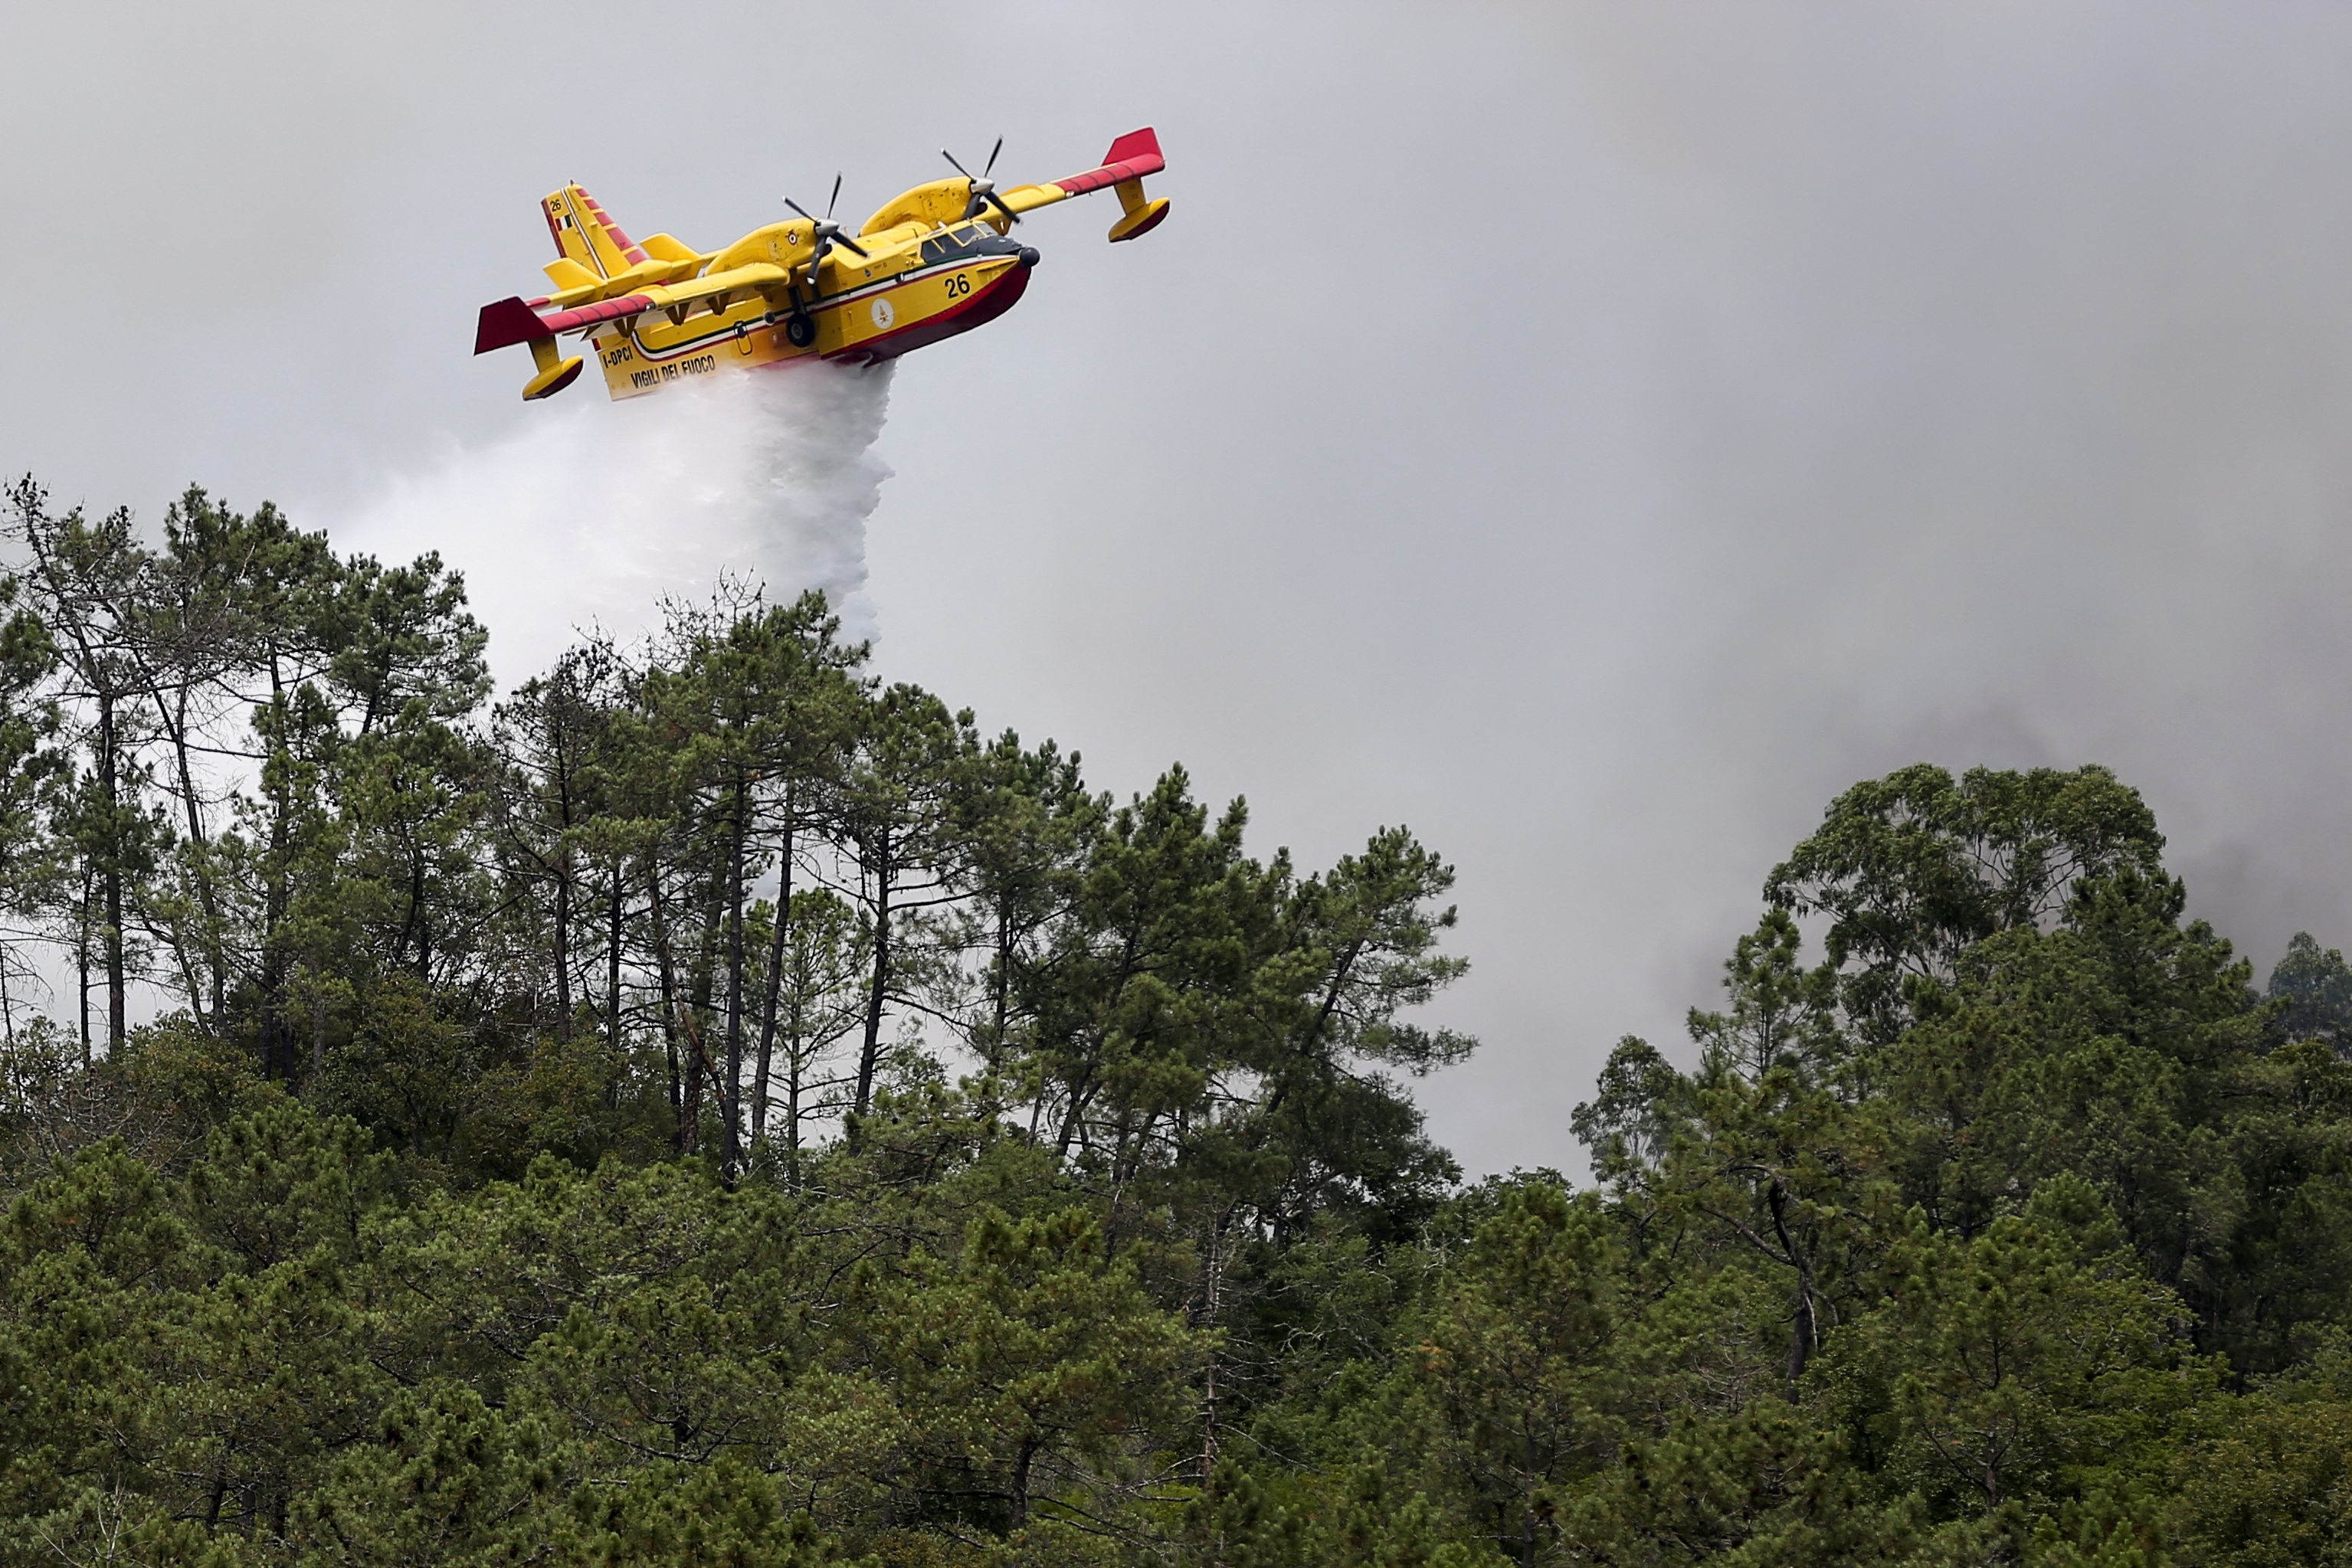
[2,475,2350,1566]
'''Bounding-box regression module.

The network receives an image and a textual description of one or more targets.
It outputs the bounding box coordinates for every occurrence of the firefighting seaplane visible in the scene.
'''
[473,129,1168,401]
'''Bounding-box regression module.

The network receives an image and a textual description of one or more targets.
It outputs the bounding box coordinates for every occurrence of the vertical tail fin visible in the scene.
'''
[541,184,650,280]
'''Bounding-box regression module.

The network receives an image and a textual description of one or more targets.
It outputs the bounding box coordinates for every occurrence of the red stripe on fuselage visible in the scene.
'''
[824,262,1032,365]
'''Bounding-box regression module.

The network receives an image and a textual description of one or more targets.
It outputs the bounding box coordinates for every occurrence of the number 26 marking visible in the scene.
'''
[944,273,972,299]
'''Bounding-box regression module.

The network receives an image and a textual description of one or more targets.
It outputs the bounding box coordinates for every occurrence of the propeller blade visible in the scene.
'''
[983,136,1003,177]
[941,148,974,181]
[785,179,866,287]
[985,191,1020,226]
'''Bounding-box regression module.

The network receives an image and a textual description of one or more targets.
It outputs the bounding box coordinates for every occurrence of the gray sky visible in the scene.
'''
[11,2,2352,1176]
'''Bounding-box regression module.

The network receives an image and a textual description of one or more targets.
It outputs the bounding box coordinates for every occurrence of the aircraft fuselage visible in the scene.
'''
[594,224,1037,399]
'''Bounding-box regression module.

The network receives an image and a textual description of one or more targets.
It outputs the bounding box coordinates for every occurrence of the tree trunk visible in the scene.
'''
[97,689,126,1052]
[607,859,625,1055]
[989,899,1013,1078]
[553,837,574,1042]
[1198,1211,1233,1483]
[752,807,794,1147]
[405,843,431,980]
[1768,1179,1820,1389]
[165,940,204,1029]
[1521,1432,1540,1568]
[259,665,295,1082]
[783,997,806,1187]
[162,695,224,1026]
[650,861,691,1151]
[1010,1436,1040,1530]
[722,769,748,1172]
[75,872,92,1068]
[854,830,892,1118]
[677,861,726,1153]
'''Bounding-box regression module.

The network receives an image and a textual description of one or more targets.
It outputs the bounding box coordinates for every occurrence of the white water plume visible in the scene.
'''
[337,360,896,687]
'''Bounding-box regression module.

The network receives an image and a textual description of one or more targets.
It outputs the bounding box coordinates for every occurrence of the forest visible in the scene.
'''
[1,475,2350,1567]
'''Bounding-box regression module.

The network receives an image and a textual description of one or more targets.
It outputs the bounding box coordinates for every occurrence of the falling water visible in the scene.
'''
[337,359,896,684]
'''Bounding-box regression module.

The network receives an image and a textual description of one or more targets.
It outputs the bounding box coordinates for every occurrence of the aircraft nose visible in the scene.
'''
[1017,247,1040,268]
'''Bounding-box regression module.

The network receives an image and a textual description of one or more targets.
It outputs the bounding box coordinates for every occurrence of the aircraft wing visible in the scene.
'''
[999,127,1165,217]
[647,262,793,310]
[476,262,794,354]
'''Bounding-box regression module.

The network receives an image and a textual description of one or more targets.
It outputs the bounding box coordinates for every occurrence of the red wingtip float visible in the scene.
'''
[473,129,1170,401]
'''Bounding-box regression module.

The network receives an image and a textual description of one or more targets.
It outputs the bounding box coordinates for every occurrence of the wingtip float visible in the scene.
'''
[473,128,1169,402]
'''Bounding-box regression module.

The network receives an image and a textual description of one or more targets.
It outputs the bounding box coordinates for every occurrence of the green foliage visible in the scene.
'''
[2265,929,2352,1054]
[1832,1211,2210,1539]
[0,560,62,934]
[1767,763,2164,1039]
[2170,1339,2352,1567]
[860,1206,1201,1533]
[8,480,2352,1565]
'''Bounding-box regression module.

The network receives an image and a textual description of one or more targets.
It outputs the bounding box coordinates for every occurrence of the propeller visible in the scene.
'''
[783,174,869,295]
[942,138,1019,226]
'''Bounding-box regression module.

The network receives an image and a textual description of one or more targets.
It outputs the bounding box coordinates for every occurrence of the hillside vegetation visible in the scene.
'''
[3,480,2350,1566]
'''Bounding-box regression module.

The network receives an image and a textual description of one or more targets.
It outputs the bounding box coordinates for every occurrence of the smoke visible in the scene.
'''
[336,359,897,686]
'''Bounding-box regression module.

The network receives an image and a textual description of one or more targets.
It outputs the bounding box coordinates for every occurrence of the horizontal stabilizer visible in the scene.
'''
[475,296,552,355]
[543,257,600,291]
[1054,127,1165,195]
[998,127,1170,220]
[1102,128,1163,170]
[536,293,660,338]
[476,292,660,354]
[478,260,795,356]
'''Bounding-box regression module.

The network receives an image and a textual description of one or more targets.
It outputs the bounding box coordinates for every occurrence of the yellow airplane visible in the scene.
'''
[474,129,1169,401]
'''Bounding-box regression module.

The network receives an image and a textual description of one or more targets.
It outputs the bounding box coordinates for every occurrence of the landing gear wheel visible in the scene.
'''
[784,314,816,348]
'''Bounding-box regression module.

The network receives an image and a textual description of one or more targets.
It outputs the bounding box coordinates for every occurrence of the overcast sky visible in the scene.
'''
[11,2,2352,1176]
